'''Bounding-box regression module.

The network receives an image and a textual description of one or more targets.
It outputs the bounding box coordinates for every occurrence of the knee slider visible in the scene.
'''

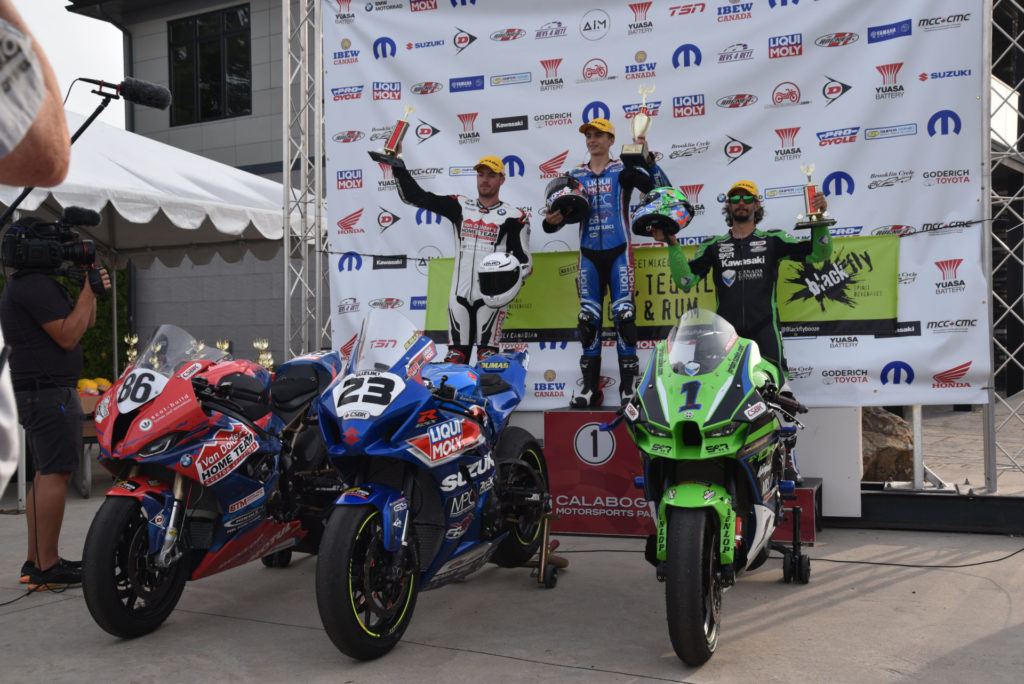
[577,311,600,348]
[614,308,638,347]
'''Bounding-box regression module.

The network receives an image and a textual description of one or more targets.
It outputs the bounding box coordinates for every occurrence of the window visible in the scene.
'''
[168,4,251,126]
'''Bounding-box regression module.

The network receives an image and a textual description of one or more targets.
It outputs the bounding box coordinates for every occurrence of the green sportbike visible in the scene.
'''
[610,308,811,666]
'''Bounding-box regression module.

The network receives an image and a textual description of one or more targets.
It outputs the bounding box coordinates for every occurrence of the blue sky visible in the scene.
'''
[15,1,125,128]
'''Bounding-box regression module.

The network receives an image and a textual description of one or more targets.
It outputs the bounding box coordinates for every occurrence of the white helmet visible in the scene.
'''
[478,252,523,308]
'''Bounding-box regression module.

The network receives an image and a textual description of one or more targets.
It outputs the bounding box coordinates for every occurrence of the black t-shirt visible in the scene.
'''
[0,273,82,386]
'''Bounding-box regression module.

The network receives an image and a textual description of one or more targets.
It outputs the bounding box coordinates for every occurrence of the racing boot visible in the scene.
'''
[444,346,469,364]
[570,355,603,408]
[618,354,640,405]
[780,425,803,485]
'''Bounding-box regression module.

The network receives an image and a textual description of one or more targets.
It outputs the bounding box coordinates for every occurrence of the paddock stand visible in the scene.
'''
[770,484,811,584]
[523,512,569,588]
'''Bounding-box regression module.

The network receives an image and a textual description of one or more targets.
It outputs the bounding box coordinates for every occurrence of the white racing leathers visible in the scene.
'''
[394,166,531,357]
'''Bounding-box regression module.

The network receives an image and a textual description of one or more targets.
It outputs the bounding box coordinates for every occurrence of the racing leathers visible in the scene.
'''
[543,159,670,404]
[394,165,531,363]
[667,225,833,374]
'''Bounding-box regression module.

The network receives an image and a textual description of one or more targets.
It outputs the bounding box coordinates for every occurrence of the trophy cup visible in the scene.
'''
[124,333,139,365]
[621,83,655,167]
[368,105,416,167]
[794,163,836,230]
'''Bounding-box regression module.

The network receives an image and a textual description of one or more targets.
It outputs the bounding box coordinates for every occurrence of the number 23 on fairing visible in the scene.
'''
[332,371,406,419]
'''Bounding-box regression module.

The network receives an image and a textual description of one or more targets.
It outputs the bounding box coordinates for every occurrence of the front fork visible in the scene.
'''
[155,472,186,568]
[656,482,736,582]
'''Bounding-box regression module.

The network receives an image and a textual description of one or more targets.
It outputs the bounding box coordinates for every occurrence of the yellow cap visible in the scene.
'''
[727,180,759,197]
[579,118,615,136]
[474,155,505,175]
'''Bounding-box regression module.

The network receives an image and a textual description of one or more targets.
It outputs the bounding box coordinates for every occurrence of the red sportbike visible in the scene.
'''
[82,324,344,637]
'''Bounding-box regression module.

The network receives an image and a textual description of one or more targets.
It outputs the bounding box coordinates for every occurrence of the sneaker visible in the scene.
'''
[28,559,83,591]
[19,558,82,584]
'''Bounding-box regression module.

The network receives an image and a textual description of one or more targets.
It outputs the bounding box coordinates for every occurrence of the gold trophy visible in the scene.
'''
[794,163,836,230]
[123,333,139,365]
[253,338,274,372]
[368,105,416,167]
[621,83,655,167]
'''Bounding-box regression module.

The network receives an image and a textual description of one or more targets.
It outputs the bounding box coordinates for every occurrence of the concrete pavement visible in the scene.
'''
[2,480,1023,683]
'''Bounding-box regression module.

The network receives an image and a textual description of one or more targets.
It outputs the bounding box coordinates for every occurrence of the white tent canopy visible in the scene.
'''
[0,111,290,268]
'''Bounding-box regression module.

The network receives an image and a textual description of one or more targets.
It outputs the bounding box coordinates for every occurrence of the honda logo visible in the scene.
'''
[503,155,525,177]
[539,151,569,175]
[672,44,702,68]
[338,251,363,271]
[373,37,397,59]
[927,109,962,136]
[581,100,610,123]
[881,360,914,385]
[822,170,855,196]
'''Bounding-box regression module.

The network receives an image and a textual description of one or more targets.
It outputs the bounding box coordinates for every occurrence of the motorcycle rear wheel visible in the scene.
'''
[665,508,722,666]
[83,497,189,638]
[316,505,418,660]
[491,426,549,568]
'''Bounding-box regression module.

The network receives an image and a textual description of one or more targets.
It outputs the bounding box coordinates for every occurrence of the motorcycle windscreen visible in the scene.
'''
[350,308,437,378]
[665,308,739,377]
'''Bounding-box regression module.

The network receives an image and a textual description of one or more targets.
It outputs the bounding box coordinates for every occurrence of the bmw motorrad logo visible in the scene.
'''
[180,455,193,467]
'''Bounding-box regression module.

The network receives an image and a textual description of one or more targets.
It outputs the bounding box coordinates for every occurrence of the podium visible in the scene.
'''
[544,409,654,536]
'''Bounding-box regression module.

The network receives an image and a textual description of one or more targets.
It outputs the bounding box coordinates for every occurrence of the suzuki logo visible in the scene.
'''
[416,208,442,225]
[775,127,800,147]
[503,155,525,177]
[876,62,903,85]
[881,360,914,385]
[935,258,963,280]
[823,171,855,196]
[678,184,703,203]
[672,43,702,68]
[630,2,652,21]
[538,151,569,175]
[540,58,562,78]
[338,251,362,271]
[582,100,611,123]
[343,427,360,445]
[373,37,397,59]
[927,109,962,136]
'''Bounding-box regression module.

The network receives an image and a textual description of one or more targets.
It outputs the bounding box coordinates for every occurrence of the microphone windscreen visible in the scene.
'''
[119,77,172,110]
[61,206,102,227]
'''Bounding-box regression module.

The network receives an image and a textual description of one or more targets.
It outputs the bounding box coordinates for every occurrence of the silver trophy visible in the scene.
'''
[621,83,655,167]
[794,163,836,230]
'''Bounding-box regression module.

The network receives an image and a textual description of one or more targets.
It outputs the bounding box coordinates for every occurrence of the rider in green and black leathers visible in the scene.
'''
[654,180,832,375]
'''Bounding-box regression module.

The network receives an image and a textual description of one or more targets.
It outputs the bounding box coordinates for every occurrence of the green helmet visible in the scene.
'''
[630,187,695,237]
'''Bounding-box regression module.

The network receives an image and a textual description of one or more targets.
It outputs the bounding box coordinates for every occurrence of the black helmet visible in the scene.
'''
[544,175,590,224]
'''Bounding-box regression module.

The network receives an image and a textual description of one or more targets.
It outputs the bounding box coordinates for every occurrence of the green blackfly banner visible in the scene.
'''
[425,236,898,342]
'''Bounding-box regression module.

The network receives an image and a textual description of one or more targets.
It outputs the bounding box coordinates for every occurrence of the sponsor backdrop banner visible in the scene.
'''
[323,0,989,408]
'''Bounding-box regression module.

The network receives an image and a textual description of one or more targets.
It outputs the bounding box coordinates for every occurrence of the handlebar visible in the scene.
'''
[776,393,808,415]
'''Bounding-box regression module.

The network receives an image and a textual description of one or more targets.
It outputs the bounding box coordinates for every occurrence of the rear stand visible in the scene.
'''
[770,491,811,584]
[524,514,568,588]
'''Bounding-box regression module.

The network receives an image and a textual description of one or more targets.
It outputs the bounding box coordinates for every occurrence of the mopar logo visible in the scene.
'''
[539,341,568,349]
[416,208,441,225]
[672,43,702,68]
[582,101,610,123]
[451,0,475,5]
[503,155,525,177]
[373,37,397,59]
[768,0,799,6]
[881,360,914,385]
[823,171,855,196]
[928,109,962,136]
[338,251,363,271]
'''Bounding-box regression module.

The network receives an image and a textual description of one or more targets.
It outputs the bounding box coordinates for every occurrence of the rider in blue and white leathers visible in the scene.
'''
[541,118,670,407]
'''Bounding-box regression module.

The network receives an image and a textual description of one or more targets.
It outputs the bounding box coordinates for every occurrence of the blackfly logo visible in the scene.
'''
[785,248,872,310]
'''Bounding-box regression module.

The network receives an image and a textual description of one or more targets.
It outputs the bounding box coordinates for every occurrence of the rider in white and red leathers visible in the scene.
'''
[542,118,670,407]
[394,155,531,364]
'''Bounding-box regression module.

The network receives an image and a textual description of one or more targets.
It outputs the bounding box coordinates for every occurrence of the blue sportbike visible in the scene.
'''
[314,310,552,660]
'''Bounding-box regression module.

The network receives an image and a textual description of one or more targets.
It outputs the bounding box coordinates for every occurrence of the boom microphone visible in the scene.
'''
[80,76,172,110]
[61,206,102,227]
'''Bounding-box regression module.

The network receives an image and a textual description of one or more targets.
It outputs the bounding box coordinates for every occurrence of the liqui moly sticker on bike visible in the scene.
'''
[197,428,258,485]
[406,418,484,465]
[744,401,767,420]
[333,372,405,418]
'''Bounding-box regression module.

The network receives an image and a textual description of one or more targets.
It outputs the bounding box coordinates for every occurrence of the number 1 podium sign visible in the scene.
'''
[543,409,654,536]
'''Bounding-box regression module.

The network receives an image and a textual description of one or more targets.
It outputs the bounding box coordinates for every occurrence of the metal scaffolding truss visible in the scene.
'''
[989,0,1024,491]
[282,0,328,358]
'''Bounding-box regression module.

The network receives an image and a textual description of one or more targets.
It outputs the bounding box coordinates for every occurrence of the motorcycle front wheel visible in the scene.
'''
[82,497,189,638]
[665,507,722,666]
[491,426,549,568]
[315,505,419,660]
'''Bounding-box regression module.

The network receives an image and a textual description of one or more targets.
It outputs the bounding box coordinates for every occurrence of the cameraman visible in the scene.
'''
[0,234,110,590]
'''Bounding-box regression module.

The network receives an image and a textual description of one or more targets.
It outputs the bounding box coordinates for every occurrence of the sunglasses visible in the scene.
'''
[727,195,756,204]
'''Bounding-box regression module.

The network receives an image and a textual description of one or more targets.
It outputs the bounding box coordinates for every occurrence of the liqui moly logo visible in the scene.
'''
[406,418,482,464]
[673,94,705,117]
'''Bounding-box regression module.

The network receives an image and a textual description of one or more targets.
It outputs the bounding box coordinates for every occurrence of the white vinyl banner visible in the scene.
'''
[323,0,989,408]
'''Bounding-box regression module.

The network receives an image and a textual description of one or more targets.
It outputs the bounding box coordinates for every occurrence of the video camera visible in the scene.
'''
[1,206,100,273]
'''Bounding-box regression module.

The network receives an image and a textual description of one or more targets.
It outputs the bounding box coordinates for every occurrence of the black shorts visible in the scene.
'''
[14,386,82,475]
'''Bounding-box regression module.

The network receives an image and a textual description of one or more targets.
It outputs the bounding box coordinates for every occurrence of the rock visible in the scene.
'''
[862,406,914,481]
